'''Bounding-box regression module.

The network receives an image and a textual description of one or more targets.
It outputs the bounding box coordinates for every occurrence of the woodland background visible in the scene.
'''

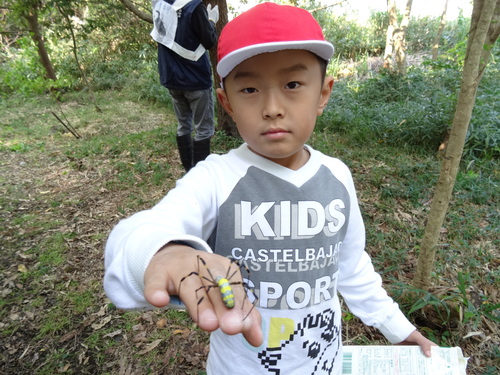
[1,0,499,374]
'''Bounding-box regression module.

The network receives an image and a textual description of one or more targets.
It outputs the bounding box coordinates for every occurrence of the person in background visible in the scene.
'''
[152,0,219,172]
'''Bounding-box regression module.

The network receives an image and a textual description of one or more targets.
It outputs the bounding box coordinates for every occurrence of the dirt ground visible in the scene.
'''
[0,107,207,373]
[0,149,388,374]
[1,102,498,374]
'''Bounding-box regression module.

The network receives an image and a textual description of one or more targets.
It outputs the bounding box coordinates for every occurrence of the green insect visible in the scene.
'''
[179,255,257,321]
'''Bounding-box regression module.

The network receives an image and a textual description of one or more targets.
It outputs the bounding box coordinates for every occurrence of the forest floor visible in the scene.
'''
[0,91,498,374]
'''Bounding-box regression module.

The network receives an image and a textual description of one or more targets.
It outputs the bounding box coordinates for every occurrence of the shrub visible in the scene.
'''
[315,11,385,59]
[322,66,459,152]
[406,16,441,53]
[322,51,499,161]
[465,77,500,160]
[0,37,52,97]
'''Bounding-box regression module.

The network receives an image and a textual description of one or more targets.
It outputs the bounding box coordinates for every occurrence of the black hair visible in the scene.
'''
[317,56,328,83]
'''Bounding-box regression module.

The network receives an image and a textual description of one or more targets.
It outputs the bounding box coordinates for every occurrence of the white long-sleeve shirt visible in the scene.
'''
[104,144,415,374]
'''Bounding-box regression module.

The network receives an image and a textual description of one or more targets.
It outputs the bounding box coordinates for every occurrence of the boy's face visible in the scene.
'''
[217,50,334,170]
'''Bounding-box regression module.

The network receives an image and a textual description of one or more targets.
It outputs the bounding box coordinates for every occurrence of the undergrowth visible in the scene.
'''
[1,87,498,374]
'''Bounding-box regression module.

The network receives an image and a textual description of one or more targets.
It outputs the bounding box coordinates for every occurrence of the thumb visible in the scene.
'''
[144,281,170,307]
[144,258,172,307]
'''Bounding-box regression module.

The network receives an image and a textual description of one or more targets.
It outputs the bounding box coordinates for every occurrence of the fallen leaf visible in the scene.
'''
[463,331,484,339]
[138,339,162,355]
[17,264,28,273]
[9,313,20,321]
[58,363,70,373]
[91,315,112,330]
[104,329,122,338]
[173,328,190,335]
[59,330,79,343]
[96,304,107,317]
[156,318,167,328]
[133,331,148,343]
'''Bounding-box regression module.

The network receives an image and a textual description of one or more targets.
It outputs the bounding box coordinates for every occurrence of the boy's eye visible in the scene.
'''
[242,87,257,94]
[285,81,301,89]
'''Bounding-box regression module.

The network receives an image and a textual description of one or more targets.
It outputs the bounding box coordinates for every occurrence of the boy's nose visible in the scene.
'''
[262,91,284,119]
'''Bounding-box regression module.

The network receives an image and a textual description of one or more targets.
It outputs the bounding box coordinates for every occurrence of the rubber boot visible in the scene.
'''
[176,134,193,172]
[193,137,211,166]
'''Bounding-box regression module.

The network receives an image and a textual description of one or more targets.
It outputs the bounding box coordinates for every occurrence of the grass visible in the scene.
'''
[0,88,498,374]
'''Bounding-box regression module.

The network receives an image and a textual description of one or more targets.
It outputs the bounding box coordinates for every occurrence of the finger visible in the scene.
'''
[177,254,228,330]
[212,270,262,346]
[242,307,263,347]
[419,339,437,358]
[214,302,262,347]
[196,306,219,332]
[399,331,437,358]
[199,261,238,314]
[144,256,172,307]
[197,258,249,329]
[182,277,220,331]
[144,245,191,307]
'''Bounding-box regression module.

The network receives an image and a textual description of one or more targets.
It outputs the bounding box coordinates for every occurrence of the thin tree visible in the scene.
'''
[383,0,413,74]
[202,0,237,136]
[57,2,101,111]
[383,0,397,69]
[432,0,450,61]
[413,0,500,290]
[21,0,57,82]
[393,0,413,75]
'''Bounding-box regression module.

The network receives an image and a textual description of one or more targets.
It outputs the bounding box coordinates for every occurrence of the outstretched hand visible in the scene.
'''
[143,243,263,347]
[398,330,437,357]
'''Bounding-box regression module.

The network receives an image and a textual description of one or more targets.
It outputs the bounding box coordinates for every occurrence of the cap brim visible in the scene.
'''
[217,40,334,78]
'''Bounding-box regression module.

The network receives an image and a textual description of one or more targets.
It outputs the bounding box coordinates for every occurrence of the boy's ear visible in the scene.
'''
[216,88,234,117]
[317,76,334,116]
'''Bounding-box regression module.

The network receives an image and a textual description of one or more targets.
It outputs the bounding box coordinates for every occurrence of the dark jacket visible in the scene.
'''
[157,0,217,90]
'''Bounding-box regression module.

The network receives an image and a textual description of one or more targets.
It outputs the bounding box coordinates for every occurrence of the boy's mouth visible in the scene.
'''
[263,128,289,137]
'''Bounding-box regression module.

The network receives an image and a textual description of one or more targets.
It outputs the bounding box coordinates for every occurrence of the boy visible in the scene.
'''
[104,3,435,374]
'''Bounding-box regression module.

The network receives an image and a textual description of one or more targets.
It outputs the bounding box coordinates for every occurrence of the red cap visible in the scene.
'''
[217,2,334,78]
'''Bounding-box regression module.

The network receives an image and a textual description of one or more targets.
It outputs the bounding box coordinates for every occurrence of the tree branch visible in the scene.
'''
[118,0,153,23]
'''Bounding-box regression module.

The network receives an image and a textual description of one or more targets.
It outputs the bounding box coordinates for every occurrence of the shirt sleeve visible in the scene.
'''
[192,3,218,50]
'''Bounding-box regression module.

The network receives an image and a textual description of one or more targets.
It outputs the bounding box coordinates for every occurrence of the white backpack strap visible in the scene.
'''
[172,0,194,11]
[170,42,206,61]
[151,1,178,49]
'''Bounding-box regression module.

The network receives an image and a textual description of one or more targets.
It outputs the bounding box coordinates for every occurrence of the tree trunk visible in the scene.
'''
[412,0,499,291]
[57,3,101,112]
[467,0,500,67]
[383,0,397,69]
[432,0,450,60]
[24,3,57,81]
[203,0,238,137]
[394,0,413,75]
